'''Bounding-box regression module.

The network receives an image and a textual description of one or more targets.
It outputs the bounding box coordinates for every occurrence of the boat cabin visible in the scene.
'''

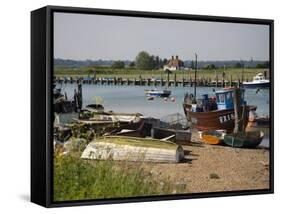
[216,89,246,110]
[253,73,266,82]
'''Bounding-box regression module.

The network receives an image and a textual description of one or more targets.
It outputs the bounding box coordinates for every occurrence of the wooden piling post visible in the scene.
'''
[216,74,218,87]
[174,73,177,86]
[233,88,243,133]
[148,78,151,86]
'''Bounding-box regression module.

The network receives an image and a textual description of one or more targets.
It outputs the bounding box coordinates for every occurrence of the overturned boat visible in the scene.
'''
[81,136,184,163]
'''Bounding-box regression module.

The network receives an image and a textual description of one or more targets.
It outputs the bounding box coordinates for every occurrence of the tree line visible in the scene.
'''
[112,51,168,70]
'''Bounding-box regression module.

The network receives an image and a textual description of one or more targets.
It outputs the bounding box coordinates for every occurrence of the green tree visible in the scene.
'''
[235,62,242,68]
[135,51,154,70]
[256,61,269,68]
[190,60,195,69]
[129,61,135,68]
[203,64,216,70]
[112,60,125,69]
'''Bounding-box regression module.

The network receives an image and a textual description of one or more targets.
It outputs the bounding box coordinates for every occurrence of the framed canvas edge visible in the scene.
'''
[31,5,274,208]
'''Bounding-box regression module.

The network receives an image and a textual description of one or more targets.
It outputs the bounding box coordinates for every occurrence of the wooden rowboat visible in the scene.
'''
[199,130,226,145]
[81,136,184,163]
[223,131,264,148]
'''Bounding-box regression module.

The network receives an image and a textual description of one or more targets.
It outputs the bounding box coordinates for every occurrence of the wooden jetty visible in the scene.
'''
[54,76,241,87]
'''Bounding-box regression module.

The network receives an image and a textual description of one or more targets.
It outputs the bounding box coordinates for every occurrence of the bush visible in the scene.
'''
[111,61,125,69]
[53,154,178,201]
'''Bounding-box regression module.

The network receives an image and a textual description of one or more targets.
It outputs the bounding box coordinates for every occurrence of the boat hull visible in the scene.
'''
[200,130,225,145]
[183,104,257,133]
[223,131,264,148]
[242,82,270,88]
[145,90,171,97]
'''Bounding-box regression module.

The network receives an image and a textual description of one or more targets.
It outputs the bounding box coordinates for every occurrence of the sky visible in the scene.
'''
[54,12,270,61]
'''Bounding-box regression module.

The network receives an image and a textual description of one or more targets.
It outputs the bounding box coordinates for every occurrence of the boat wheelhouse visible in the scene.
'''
[216,88,246,110]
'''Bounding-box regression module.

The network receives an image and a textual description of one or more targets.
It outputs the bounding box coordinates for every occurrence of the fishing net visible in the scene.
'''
[160,113,189,130]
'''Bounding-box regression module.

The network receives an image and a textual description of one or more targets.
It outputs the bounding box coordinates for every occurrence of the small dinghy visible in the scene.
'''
[223,130,264,148]
[84,104,105,113]
[145,89,171,98]
[199,130,226,145]
[81,136,184,163]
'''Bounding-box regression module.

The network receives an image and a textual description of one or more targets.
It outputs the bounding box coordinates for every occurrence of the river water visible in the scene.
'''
[62,84,269,118]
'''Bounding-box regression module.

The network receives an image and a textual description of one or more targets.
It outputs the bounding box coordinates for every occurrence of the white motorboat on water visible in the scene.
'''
[242,73,270,89]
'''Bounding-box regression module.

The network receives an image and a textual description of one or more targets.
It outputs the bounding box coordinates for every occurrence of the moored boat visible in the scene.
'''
[223,130,264,148]
[199,130,226,145]
[242,73,270,89]
[183,88,257,133]
[105,119,145,137]
[84,104,105,113]
[145,89,171,97]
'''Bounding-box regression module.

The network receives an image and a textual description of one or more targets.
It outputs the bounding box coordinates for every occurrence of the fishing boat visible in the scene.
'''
[53,84,82,114]
[242,73,270,89]
[105,119,145,137]
[223,130,264,148]
[81,136,184,163]
[145,89,171,97]
[84,104,105,113]
[199,130,226,145]
[183,88,257,133]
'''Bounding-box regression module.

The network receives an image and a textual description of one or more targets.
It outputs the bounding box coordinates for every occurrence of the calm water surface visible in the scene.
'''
[62,84,270,118]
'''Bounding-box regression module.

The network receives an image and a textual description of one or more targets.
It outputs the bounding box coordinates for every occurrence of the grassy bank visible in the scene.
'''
[53,139,183,201]
[54,66,269,81]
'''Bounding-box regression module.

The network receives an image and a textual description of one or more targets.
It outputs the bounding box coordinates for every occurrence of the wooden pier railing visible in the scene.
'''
[54,76,242,87]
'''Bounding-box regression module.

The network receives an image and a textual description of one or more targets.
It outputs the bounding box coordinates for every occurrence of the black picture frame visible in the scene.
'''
[31,5,274,208]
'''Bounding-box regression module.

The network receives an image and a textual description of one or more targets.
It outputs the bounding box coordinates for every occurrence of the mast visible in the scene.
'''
[241,59,244,85]
[233,88,242,133]
[194,53,198,101]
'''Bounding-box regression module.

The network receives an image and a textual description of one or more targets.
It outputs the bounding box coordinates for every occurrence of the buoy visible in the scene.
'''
[164,97,168,101]
[171,97,175,102]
